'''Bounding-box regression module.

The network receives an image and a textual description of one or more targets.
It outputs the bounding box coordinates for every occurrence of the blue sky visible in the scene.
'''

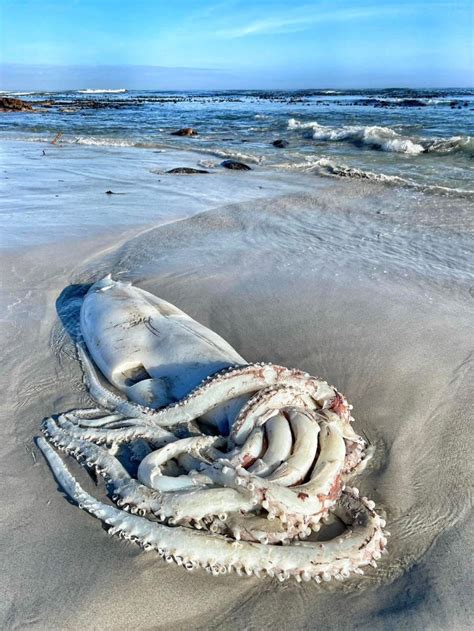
[0,0,472,89]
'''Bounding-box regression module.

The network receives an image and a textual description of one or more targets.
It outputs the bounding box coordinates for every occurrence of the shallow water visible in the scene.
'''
[0,141,312,250]
[1,88,473,194]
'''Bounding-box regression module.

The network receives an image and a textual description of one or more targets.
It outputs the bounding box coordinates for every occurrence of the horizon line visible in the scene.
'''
[1,86,472,92]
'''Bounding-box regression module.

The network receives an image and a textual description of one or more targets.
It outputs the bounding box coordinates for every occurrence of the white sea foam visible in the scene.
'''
[0,133,263,162]
[1,134,164,150]
[276,155,413,182]
[72,135,137,147]
[27,127,472,159]
[424,135,474,155]
[288,118,474,157]
[274,155,473,197]
[312,157,473,197]
[313,157,414,184]
[3,91,36,96]
[72,136,172,151]
[207,147,264,164]
[288,118,425,154]
[78,89,127,94]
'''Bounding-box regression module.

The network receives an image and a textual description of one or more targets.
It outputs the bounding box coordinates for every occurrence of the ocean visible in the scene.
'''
[1,88,473,195]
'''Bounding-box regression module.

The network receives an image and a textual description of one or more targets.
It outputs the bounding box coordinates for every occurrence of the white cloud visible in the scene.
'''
[212,2,461,39]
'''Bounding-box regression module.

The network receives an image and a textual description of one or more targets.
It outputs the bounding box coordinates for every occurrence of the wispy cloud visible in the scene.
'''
[213,2,461,39]
[216,14,316,38]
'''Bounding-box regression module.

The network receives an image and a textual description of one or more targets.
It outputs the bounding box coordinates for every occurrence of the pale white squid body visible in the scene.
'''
[80,276,247,430]
[37,276,388,582]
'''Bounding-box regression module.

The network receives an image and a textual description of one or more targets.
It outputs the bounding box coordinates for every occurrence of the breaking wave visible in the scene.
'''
[2,131,471,198]
[0,133,167,150]
[205,147,265,164]
[311,158,474,197]
[275,156,473,198]
[288,118,473,156]
[78,89,127,94]
[71,135,140,147]
[0,91,37,96]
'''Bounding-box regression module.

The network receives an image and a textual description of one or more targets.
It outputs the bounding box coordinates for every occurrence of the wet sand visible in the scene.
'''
[0,141,472,629]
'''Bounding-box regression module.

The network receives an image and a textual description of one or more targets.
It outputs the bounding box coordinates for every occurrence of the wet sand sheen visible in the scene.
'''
[0,143,472,629]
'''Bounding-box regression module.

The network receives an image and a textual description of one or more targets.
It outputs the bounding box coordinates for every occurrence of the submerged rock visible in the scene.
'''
[399,99,427,107]
[272,139,289,148]
[0,97,33,112]
[166,167,209,174]
[221,159,252,171]
[171,128,198,136]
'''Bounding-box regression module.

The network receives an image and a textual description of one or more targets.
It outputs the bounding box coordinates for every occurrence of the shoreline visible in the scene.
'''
[0,139,331,251]
[2,84,473,198]
[2,134,473,201]
[2,139,473,253]
[1,138,472,629]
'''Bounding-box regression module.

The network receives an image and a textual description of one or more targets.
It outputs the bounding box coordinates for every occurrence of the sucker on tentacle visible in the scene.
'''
[38,276,388,581]
[79,343,349,433]
[38,436,387,581]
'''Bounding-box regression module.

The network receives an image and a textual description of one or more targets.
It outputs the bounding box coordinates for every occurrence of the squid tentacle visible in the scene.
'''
[38,278,389,581]
[78,344,346,430]
[38,436,387,581]
[55,414,177,447]
[42,419,257,523]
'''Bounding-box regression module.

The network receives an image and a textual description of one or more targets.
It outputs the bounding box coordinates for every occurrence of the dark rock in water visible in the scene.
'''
[399,99,427,107]
[171,128,198,136]
[363,97,428,108]
[0,97,33,112]
[273,139,289,148]
[166,167,209,174]
[221,160,252,171]
[36,98,139,111]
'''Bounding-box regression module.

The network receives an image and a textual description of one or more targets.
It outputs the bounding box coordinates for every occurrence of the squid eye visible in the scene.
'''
[122,363,151,386]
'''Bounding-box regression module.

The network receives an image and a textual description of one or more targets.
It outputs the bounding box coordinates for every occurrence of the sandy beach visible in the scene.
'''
[0,138,472,629]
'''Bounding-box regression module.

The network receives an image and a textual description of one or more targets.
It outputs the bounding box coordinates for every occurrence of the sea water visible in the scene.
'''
[1,88,472,194]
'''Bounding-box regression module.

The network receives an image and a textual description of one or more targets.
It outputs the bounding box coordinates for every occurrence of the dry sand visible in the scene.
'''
[0,142,472,629]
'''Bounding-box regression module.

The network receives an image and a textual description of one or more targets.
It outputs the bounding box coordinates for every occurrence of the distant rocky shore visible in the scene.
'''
[1,93,471,114]
[0,97,33,112]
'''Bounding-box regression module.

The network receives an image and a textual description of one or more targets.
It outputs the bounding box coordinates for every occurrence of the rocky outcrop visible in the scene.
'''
[0,97,33,112]
[221,160,252,171]
[171,128,198,136]
[166,167,209,174]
